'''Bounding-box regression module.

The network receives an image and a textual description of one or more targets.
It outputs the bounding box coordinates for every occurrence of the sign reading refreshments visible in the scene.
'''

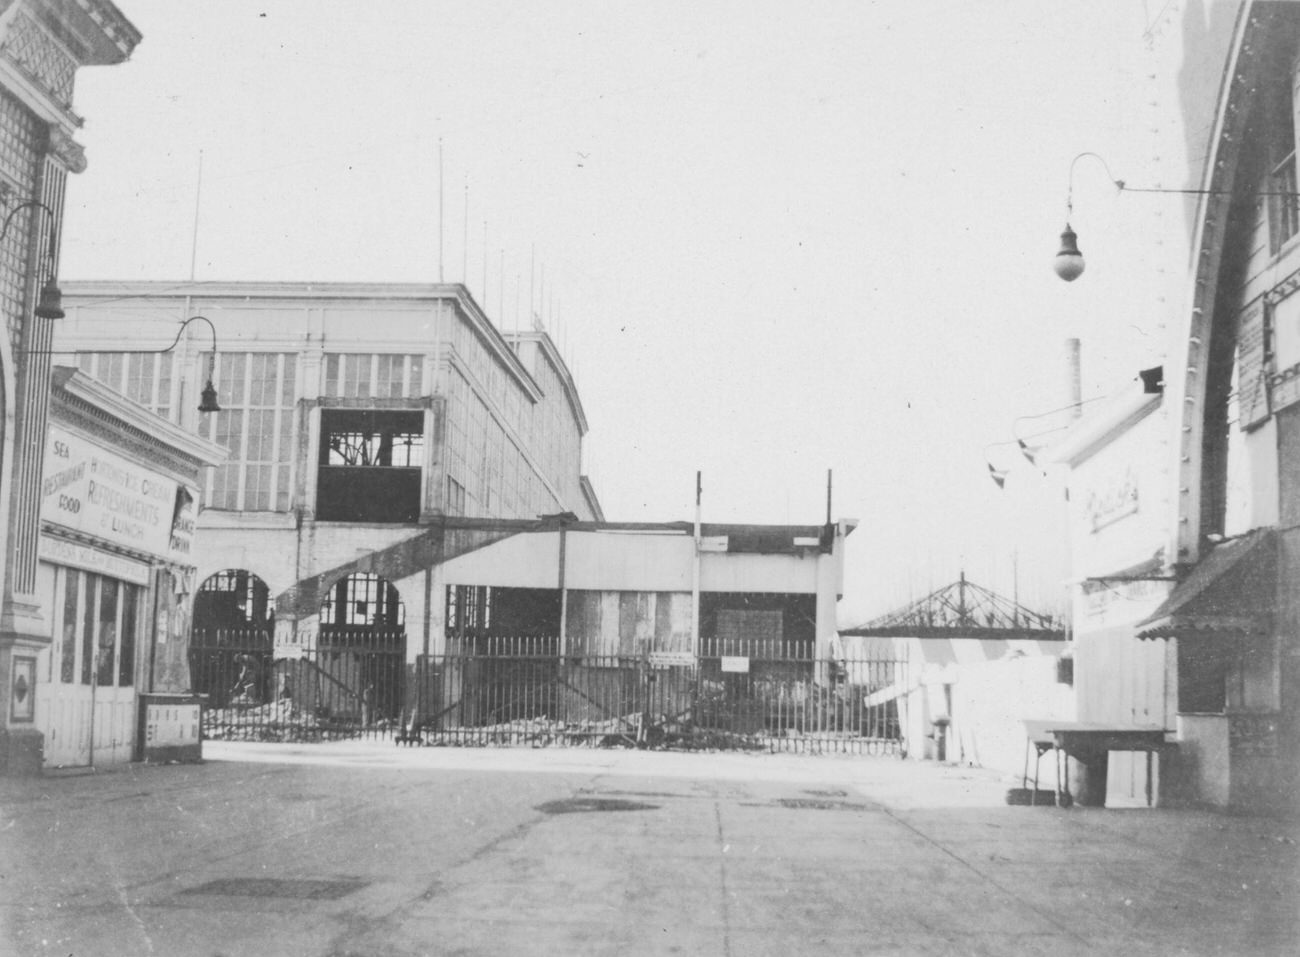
[41,426,178,560]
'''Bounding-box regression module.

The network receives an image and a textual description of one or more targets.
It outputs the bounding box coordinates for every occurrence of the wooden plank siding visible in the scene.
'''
[565,590,693,656]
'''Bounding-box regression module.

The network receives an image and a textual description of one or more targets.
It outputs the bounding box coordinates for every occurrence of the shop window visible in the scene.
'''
[59,572,77,684]
[119,587,138,687]
[317,409,424,522]
[58,570,139,690]
[97,580,118,687]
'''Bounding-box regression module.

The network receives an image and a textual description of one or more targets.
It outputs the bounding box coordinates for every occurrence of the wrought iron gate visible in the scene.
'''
[192,634,906,753]
[190,627,406,741]
[406,637,906,754]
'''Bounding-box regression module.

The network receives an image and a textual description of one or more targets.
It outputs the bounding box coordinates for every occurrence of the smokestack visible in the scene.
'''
[1065,338,1082,419]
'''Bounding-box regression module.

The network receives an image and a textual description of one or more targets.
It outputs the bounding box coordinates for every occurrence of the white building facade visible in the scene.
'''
[53,281,600,726]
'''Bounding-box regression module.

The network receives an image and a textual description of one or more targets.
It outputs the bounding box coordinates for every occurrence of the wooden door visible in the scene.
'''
[36,568,141,768]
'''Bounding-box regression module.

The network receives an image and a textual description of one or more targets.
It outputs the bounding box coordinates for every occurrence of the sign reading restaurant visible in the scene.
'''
[40,426,178,560]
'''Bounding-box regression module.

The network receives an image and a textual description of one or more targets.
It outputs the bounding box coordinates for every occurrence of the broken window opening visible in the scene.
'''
[317,409,424,522]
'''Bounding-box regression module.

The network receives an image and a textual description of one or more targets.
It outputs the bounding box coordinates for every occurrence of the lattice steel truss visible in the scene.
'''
[845,573,1065,639]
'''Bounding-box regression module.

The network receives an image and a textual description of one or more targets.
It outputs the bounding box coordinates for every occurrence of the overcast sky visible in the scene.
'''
[59,1,1166,621]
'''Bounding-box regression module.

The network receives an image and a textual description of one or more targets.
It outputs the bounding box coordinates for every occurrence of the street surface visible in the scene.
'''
[1,741,1296,957]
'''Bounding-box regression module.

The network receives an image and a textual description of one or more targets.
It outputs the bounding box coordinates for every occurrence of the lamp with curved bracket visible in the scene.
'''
[22,314,223,413]
[1052,151,1300,281]
[1054,152,1125,282]
[0,198,63,318]
[155,315,222,413]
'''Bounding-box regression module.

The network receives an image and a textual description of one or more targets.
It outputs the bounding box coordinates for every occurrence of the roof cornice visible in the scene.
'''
[51,365,227,467]
[507,328,589,435]
[62,279,493,302]
[1039,377,1162,467]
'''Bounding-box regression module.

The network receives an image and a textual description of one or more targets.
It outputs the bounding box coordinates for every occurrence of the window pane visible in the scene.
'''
[60,570,78,683]
[325,354,340,395]
[157,353,173,420]
[281,355,296,404]
[98,579,119,687]
[80,574,96,686]
[119,585,137,687]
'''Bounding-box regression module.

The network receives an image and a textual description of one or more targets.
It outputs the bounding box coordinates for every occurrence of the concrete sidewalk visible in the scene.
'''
[1,742,1296,956]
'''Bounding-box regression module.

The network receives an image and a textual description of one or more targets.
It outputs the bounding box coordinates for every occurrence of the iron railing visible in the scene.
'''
[190,632,907,754]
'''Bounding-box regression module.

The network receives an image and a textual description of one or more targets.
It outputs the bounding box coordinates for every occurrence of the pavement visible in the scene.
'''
[0,740,1297,957]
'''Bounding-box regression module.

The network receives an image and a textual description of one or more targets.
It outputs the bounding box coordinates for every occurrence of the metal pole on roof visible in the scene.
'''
[692,471,702,660]
[558,522,568,663]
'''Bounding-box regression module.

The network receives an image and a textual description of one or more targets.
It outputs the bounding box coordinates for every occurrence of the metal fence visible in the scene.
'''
[190,627,407,743]
[190,632,907,754]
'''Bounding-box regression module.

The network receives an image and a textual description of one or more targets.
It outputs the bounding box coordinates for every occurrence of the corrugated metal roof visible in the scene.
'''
[1136,527,1276,640]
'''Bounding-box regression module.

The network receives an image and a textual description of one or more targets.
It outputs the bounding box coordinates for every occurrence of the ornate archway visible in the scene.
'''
[190,569,276,710]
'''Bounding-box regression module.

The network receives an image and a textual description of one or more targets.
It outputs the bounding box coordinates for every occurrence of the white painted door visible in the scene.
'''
[37,568,142,768]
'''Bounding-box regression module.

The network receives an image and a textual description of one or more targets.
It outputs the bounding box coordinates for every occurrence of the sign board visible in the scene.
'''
[1238,297,1270,428]
[720,656,749,673]
[38,535,152,585]
[273,617,319,661]
[1084,465,1140,533]
[140,695,202,763]
[1078,578,1169,628]
[1229,713,1279,757]
[647,651,695,669]
[42,426,178,560]
[168,485,199,565]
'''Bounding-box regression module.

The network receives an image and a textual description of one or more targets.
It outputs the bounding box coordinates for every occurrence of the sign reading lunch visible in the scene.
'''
[41,426,178,559]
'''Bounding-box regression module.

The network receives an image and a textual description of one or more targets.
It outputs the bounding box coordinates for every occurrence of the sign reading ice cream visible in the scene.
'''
[41,426,178,559]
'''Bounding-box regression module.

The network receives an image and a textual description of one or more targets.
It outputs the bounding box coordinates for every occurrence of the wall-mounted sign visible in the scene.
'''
[720,656,749,673]
[1238,297,1270,428]
[1078,577,1167,627]
[38,535,152,585]
[1229,713,1279,757]
[1084,466,1140,533]
[41,426,177,560]
[168,485,199,564]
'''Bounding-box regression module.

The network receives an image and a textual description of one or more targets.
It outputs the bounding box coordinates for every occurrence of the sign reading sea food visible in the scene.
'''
[41,426,178,559]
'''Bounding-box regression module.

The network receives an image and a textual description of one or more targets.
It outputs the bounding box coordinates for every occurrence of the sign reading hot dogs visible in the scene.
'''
[42,426,178,559]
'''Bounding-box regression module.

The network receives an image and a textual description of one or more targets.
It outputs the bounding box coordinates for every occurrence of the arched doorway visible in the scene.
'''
[189,569,275,711]
[314,573,407,729]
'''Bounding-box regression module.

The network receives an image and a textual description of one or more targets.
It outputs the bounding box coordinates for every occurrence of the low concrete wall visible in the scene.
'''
[1170,713,1230,808]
